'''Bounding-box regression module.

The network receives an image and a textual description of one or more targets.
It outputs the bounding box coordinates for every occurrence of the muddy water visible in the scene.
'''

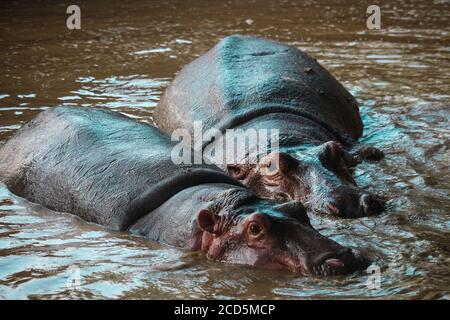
[0,0,449,299]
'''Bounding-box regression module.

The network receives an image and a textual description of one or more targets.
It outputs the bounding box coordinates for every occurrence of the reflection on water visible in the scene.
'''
[0,0,449,299]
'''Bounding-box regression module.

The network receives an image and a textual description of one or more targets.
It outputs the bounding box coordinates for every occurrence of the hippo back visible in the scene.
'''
[156,35,363,142]
[0,106,241,230]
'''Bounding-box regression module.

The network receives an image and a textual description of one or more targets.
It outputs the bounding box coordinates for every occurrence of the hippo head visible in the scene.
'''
[227,141,385,218]
[197,201,369,275]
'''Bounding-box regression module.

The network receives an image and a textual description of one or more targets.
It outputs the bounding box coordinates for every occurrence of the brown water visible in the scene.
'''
[0,0,449,299]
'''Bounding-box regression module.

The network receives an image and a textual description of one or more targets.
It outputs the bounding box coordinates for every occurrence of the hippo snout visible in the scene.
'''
[311,248,370,276]
[272,220,371,276]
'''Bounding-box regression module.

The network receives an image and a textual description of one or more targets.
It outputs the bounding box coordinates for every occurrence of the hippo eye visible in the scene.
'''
[249,223,262,235]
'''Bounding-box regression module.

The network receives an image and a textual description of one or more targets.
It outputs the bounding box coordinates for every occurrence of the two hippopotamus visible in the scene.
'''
[0,35,386,276]
[0,106,368,276]
[156,35,386,218]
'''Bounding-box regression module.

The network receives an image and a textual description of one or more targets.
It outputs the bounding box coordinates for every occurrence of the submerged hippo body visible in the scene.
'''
[0,106,368,275]
[156,35,386,218]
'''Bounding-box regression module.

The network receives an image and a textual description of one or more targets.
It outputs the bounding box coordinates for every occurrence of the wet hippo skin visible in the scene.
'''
[156,35,386,218]
[0,106,368,275]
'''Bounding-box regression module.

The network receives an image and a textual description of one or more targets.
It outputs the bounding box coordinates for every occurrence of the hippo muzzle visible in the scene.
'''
[271,218,370,276]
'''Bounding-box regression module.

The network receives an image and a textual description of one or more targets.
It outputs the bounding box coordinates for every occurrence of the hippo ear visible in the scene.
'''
[319,141,358,167]
[197,209,220,234]
[226,164,249,180]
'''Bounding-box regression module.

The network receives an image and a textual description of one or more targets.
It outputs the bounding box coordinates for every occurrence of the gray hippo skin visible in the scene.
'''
[0,106,368,275]
[156,35,386,218]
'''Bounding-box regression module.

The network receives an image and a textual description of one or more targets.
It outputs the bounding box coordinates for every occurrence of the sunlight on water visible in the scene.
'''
[0,0,449,299]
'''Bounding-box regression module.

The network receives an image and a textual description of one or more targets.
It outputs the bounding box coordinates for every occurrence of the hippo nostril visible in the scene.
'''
[321,249,370,274]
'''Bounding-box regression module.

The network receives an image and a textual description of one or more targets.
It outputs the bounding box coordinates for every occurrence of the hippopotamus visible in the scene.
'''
[155,34,386,218]
[0,106,368,275]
